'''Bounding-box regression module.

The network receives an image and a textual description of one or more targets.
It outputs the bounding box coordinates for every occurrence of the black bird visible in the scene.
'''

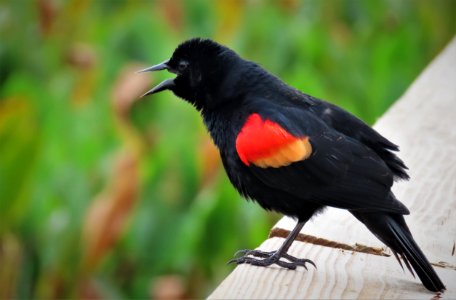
[138,38,445,292]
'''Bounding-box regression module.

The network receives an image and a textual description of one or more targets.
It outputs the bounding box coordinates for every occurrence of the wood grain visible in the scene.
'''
[209,37,456,299]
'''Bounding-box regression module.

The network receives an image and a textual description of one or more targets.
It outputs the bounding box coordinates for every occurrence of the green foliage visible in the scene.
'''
[0,0,454,298]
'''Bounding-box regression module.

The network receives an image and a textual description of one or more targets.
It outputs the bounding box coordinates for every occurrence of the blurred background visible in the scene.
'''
[0,0,454,298]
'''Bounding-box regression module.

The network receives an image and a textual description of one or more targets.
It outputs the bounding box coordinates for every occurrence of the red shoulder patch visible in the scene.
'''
[235,113,312,168]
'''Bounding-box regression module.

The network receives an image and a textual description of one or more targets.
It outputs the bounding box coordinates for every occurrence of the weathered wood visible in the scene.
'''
[209,37,456,299]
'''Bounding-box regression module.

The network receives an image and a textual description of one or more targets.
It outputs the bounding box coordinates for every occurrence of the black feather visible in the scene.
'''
[352,212,446,292]
[311,101,409,180]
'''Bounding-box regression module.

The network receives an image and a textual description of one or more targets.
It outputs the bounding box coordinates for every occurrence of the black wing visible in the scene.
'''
[310,100,409,180]
[243,105,409,215]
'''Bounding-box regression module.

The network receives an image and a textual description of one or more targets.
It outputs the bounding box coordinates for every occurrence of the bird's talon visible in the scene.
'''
[228,249,315,270]
[227,257,241,265]
[233,249,250,257]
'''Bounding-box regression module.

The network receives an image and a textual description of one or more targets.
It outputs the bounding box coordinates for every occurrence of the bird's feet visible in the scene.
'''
[228,249,316,270]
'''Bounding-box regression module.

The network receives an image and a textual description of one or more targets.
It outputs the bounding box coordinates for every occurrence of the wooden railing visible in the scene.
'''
[209,37,456,299]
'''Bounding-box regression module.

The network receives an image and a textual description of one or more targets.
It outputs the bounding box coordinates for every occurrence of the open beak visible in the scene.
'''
[137,60,176,97]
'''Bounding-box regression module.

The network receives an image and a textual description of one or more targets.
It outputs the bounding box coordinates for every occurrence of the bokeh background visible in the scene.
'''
[0,0,454,298]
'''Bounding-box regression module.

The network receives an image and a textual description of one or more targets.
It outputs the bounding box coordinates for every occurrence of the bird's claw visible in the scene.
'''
[228,249,316,270]
[233,249,274,258]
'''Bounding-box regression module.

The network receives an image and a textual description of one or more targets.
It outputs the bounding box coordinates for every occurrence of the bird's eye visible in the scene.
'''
[178,61,189,72]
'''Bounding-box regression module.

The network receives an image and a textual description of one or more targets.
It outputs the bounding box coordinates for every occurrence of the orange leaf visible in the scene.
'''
[81,152,139,272]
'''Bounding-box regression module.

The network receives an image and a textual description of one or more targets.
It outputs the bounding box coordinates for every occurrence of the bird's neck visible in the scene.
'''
[201,101,247,151]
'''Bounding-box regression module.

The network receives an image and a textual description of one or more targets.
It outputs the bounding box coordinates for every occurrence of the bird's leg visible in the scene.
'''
[229,221,316,270]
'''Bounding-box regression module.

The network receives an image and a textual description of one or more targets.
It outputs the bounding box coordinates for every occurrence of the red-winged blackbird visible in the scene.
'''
[138,38,445,292]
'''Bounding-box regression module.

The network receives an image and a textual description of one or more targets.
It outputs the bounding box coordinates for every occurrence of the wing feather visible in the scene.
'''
[238,106,408,214]
[236,113,312,168]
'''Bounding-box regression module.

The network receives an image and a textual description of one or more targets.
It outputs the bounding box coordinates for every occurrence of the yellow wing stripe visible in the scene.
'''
[251,137,312,168]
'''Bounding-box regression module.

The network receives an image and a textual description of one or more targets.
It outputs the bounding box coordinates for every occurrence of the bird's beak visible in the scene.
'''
[137,60,170,73]
[137,60,176,97]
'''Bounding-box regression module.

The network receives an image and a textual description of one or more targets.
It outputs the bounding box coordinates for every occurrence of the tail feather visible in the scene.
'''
[352,212,446,292]
[387,216,445,292]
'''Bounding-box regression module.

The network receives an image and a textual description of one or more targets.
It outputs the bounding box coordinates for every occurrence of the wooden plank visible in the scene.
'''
[209,37,456,299]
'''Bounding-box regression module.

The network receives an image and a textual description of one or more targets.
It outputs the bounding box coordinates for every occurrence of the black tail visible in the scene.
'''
[352,212,446,292]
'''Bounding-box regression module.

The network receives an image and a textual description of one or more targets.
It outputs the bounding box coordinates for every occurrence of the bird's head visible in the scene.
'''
[139,38,240,111]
